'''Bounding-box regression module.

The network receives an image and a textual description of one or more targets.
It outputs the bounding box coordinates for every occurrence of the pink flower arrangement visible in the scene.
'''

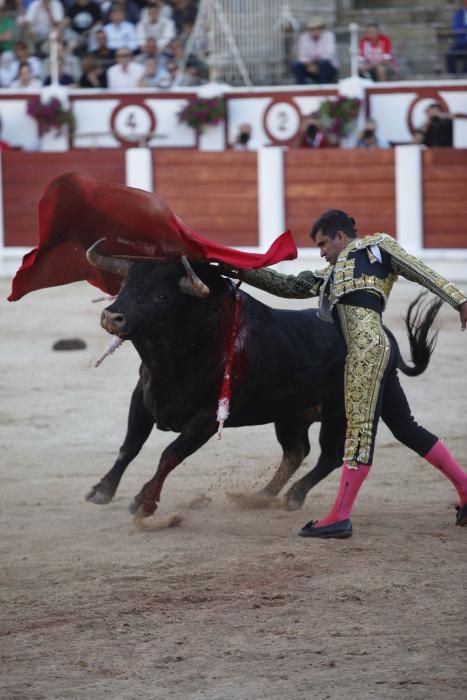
[26,96,75,137]
[311,96,360,145]
[177,97,225,134]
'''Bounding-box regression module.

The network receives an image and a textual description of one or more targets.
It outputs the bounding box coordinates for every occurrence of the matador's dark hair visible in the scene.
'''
[310,209,358,241]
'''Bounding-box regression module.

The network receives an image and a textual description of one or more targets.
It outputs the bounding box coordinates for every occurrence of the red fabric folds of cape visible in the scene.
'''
[8,172,297,301]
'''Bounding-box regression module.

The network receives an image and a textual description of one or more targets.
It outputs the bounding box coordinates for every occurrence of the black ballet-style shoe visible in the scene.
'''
[455,503,467,527]
[299,518,353,539]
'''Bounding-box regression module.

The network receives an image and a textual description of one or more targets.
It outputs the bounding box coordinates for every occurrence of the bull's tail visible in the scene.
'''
[388,292,443,377]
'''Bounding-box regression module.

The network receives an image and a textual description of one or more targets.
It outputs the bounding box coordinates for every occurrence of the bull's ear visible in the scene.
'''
[179,276,209,298]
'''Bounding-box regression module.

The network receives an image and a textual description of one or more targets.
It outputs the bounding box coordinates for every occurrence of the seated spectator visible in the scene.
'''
[358,22,395,82]
[446,0,467,75]
[419,102,453,147]
[106,46,143,87]
[105,0,141,25]
[43,57,77,85]
[11,41,43,80]
[294,116,328,148]
[0,4,17,54]
[104,5,138,53]
[11,61,42,87]
[79,53,107,86]
[136,35,160,63]
[137,56,169,87]
[42,39,82,83]
[171,0,198,34]
[174,54,203,85]
[355,118,388,148]
[90,27,115,69]
[232,123,259,151]
[24,0,65,54]
[64,0,103,57]
[291,16,338,85]
[136,1,175,51]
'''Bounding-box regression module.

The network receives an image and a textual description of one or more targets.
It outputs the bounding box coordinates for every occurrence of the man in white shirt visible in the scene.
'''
[24,0,65,49]
[104,5,138,53]
[136,1,175,51]
[291,16,338,84]
[107,47,144,87]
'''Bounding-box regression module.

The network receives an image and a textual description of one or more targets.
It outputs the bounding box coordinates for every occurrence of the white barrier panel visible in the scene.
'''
[395,144,423,255]
[257,148,285,252]
[125,148,153,192]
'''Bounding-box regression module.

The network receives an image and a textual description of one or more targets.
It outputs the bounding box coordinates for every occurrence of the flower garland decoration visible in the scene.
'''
[177,96,226,134]
[26,96,75,137]
[312,96,360,145]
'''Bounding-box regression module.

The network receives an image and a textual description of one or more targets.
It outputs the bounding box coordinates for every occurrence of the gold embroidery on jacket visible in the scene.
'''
[337,304,391,466]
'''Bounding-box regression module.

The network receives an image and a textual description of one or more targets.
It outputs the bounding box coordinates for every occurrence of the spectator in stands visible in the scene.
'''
[11,60,42,87]
[90,27,115,69]
[42,38,82,83]
[137,55,170,86]
[104,4,138,53]
[11,41,43,80]
[419,102,453,147]
[64,0,103,57]
[232,122,259,151]
[446,0,467,75]
[136,1,175,51]
[355,118,388,148]
[291,16,338,85]
[79,53,107,86]
[105,0,140,25]
[43,56,77,85]
[0,4,17,54]
[106,45,143,86]
[294,116,328,148]
[171,0,198,34]
[24,0,65,54]
[358,22,395,82]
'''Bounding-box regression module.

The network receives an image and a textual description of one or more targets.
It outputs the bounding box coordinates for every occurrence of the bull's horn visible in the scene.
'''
[86,238,131,276]
[180,256,210,297]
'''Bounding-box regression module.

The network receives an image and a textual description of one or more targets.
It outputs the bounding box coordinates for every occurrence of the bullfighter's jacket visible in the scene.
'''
[236,233,467,319]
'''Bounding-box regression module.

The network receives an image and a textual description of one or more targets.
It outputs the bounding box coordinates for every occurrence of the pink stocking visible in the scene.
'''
[424,440,467,505]
[315,462,371,527]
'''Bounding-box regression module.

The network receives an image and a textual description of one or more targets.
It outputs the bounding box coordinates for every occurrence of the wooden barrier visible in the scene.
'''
[422,149,467,249]
[2,151,125,247]
[285,149,396,246]
[153,151,259,247]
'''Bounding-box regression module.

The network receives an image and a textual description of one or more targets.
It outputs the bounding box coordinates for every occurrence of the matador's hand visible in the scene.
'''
[459,301,467,331]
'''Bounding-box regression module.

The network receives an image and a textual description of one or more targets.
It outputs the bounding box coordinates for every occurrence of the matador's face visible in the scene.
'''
[314,230,350,265]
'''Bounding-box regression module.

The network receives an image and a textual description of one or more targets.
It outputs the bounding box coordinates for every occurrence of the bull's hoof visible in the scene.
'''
[85,484,114,505]
[284,487,306,511]
[129,497,157,518]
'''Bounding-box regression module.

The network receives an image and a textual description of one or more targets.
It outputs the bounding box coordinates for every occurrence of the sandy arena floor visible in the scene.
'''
[1,276,466,700]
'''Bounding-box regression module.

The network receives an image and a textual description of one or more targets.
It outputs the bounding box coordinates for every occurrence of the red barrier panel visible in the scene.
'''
[423,149,467,249]
[2,150,125,247]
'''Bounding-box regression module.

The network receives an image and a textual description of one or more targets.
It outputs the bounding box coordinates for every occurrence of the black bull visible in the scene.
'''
[86,259,441,519]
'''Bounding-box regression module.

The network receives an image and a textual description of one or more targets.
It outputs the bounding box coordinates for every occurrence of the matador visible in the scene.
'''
[221,209,467,539]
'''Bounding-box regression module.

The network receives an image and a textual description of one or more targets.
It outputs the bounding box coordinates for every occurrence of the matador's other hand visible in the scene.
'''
[459,301,467,331]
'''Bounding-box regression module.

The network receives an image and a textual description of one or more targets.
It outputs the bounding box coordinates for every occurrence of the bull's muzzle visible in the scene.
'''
[101,309,127,336]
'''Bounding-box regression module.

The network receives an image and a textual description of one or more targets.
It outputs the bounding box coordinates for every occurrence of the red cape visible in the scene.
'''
[8,172,297,301]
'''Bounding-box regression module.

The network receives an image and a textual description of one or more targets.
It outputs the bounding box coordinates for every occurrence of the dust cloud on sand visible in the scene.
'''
[1,278,466,699]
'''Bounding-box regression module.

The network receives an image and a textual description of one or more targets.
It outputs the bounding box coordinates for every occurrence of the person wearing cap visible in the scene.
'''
[291,16,338,84]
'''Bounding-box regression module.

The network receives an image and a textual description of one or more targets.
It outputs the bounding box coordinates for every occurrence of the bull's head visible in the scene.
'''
[86,239,211,339]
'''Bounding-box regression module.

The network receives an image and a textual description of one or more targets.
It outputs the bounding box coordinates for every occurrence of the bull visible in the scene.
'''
[85,241,441,519]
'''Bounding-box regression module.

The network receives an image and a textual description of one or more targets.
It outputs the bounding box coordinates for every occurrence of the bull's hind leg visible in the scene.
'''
[255,407,321,504]
[86,381,154,505]
[284,405,345,510]
[129,410,217,518]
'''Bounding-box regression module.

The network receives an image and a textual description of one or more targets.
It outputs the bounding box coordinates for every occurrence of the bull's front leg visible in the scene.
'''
[86,381,154,504]
[129,410,218,518]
